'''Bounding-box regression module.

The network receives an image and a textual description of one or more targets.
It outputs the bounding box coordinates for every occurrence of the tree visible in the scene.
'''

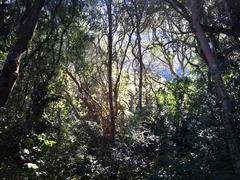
[1,0,240,178]
[189,0,240,175]
[0,0,46,107]
[106,0,116,141]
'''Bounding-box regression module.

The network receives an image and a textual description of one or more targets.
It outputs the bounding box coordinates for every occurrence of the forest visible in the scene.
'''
[0,0,240,179]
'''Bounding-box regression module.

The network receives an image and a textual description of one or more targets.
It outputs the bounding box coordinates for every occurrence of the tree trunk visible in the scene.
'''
[189,0,240,175]
[136,19,143,112]
[106,0,116,141]
[0,0,45,107]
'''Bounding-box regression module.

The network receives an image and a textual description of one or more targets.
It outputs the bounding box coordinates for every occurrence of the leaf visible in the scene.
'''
[27,163,39,170]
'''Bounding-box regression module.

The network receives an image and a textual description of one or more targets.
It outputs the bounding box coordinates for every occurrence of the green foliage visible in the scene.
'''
[1,0,240,179]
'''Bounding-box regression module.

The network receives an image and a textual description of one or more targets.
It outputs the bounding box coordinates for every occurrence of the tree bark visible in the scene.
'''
[106,0,116,141]
[0,0,45,107]
[189,0,240,175]
[136,19,143,112]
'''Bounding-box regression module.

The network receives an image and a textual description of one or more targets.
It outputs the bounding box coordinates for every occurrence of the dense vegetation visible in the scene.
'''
[0,0,240,179]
